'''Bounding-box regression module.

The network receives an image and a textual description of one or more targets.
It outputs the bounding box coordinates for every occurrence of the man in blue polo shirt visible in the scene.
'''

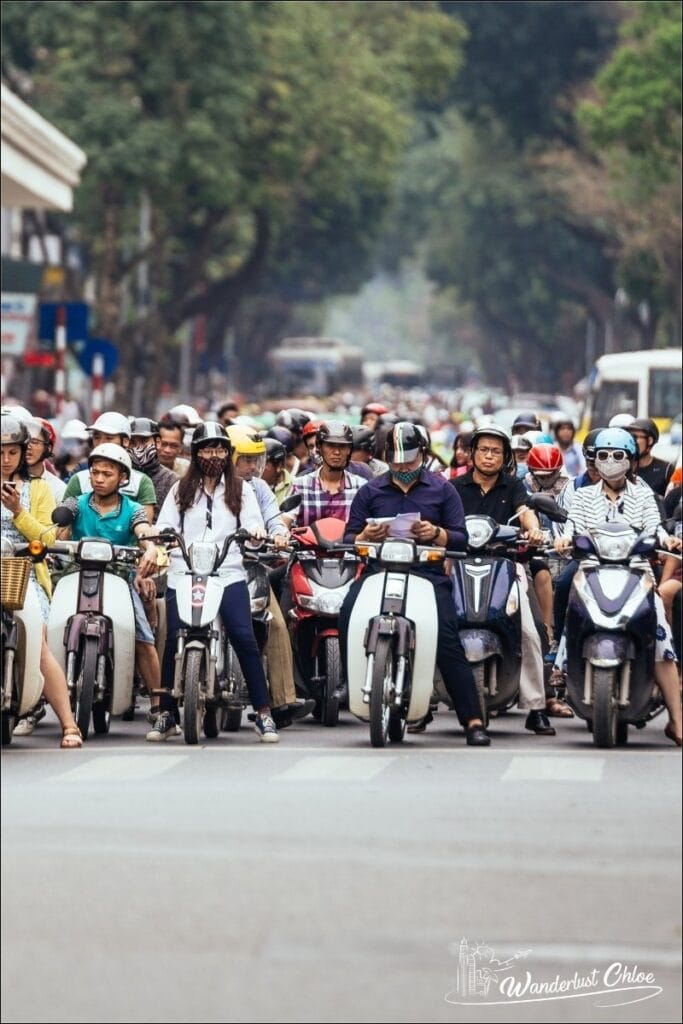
[338,421,490,746]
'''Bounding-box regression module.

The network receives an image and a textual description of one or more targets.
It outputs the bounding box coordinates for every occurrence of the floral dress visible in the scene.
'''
[1,480,50,623]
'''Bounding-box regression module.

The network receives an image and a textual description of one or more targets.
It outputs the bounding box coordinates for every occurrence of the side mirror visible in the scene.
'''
[526,493,568,523]
[52,505,75,526]
[280,493,302,514]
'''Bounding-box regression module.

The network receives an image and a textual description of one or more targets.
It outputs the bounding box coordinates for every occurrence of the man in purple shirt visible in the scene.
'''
[338,421,490,746]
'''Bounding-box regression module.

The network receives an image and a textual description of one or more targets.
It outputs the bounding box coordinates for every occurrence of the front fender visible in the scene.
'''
[583,632,634,668]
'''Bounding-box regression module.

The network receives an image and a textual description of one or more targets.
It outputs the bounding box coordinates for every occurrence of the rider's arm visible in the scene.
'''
[135,474,157,525]
[13,478,57,544]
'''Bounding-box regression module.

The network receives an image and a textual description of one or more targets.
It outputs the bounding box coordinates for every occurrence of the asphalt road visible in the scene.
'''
[2,705,681,1024]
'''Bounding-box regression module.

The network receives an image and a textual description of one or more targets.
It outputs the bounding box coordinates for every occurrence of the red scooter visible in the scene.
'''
[285,518,360,726]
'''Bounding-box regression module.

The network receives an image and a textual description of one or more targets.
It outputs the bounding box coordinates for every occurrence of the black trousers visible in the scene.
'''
[338,572,481,727]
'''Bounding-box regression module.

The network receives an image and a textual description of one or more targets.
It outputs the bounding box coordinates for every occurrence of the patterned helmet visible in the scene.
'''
[385,421,426,463]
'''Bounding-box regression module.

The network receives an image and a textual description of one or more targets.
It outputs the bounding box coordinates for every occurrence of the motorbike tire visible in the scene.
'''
[203,705,219,739]
[320,637,341,727]
[592,666,618,748]
[1,712,14,746]
[616,720,629,745]
[76,636,99,741]
[388,709,406,743]
[472,663,490,729]
[92,701,111,735]
[183,648,205,745]
[370,636,393,748]
[221,707,243,732]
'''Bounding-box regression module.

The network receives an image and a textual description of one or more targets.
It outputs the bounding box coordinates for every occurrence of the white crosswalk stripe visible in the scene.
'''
[502,755,604,781]
[48,754,190,782]
[274,755,395,782]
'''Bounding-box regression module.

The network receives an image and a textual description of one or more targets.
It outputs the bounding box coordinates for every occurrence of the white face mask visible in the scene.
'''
[597,454,628,482]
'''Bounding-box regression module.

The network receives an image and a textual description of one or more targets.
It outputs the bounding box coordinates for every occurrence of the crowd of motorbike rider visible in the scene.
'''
[1,392,681,749]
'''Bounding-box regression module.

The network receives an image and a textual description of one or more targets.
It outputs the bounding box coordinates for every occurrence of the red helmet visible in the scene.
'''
[302,418,324,438]
[527,443,563,473]
[361,402,389,419]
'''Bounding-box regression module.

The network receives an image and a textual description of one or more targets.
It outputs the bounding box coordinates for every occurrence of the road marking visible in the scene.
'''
[274,755,394,781]
[48,754,190,782]
[502,755,604,781]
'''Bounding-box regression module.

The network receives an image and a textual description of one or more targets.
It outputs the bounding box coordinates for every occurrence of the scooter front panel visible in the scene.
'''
[15,585,46,715]
[104,572,137,715]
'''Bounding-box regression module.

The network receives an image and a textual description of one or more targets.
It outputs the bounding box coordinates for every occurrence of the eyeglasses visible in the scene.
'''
[26,439,46,448]
[477,446,504,456]
[596,450,628,462]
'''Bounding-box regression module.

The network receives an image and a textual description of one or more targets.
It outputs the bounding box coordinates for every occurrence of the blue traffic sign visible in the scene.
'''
[71,338,120,379]
[38,302,89,344]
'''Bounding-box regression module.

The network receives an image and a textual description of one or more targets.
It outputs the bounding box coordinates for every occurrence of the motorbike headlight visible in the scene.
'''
[379,540,414,564]
[465,517,495,549]
[591,529,635,562]
[78,540,114,562]
[299,591,345,615]
[188,541,219,574]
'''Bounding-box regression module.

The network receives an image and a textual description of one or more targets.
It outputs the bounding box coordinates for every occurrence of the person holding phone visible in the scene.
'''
[1,414,82,747]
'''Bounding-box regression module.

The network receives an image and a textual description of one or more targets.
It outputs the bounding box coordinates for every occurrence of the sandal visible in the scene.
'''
[546,696,574,718]
[664,723,682,748]
[60,725,83,749]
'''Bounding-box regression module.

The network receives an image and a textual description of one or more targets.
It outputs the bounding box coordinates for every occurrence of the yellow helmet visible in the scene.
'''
[225,425,266,462]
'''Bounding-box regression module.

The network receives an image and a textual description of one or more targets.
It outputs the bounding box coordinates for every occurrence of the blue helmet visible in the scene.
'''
[593,428,637,458]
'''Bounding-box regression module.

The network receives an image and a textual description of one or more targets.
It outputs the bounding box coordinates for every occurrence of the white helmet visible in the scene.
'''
[168,404,201,426]
[608,413,636,429]
[1,404,33,422]
[61,418,90,440]
[89,412,132,437]
[88,443,132,478]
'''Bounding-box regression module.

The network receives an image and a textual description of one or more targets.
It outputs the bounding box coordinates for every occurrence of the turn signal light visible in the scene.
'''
[28,540,46,558]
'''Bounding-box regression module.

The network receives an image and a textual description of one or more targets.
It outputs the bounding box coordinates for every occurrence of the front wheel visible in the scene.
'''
[369,636,394,748]
[388,709,406,743]
[592,666,618,749]
[76,636,99,741]
[183,648,205,745]
[1,712,14,745]
[320,637,341,727]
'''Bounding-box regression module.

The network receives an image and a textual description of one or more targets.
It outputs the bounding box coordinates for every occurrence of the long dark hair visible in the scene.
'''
[176,456,243,517]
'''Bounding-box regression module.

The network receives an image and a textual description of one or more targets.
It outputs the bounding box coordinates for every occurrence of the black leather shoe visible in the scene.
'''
[271,706,293,729]
[466,724,491,746]
[525,710,556,735]
[289,699,316,722]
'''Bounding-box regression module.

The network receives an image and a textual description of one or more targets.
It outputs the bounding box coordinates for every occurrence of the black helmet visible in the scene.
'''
[317,420,353,446]
[628,417,659,444]
[385,421,427,463]
[471,424,514,474]
[264,437,287,465]
[582,428,602,462]
[351,425,376,453]
[375,412,401,431]
[0,414,28,447]
[275,408,311,437]
[512,411,541,434]
[266,425,296,453]
[190,421,232,455]
[129,417,159,438]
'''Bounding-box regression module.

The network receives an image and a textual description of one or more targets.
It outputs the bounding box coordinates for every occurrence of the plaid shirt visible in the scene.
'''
[290,468,367,527]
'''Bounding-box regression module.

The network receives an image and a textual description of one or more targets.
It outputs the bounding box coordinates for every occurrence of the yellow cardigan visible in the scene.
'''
[11,478,57,598]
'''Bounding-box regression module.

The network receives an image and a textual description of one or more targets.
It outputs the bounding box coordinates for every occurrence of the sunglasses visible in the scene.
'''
[595,450,628,462]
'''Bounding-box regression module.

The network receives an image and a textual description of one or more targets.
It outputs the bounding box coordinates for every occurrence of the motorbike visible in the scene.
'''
[346,533,448,747]
[448,492,565,723]
[157,525,266,745]
[1,537,46,745]
[286,517,361,726]
[563,521,667,748]
[46,507,139,740]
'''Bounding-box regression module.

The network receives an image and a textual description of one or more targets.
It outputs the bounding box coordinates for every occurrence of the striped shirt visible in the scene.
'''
[562,479,666,543]
[290,468,367,527]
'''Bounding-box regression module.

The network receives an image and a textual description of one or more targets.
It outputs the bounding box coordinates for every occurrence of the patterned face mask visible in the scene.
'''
[390,466,422,486]
[197,454,228,478]
[130,444,159,471]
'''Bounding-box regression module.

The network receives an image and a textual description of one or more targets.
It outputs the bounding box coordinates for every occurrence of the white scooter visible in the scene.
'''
[347,533,447,747]
[1,537,46,744]
[46,507,138,739]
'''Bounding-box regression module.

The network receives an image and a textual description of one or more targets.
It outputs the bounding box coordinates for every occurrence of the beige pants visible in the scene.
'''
[265,586,297,708]
[516,565,546,710]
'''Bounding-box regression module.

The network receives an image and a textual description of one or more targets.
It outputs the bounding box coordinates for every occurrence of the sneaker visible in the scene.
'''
[146,711,177,742]
[254,713,279,743]
[13,714,36,737]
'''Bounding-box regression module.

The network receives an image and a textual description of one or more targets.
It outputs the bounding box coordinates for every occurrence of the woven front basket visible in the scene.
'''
[1,557,31,611]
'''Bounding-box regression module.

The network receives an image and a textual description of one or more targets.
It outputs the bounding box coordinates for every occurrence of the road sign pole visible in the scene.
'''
[54,306,67,415]
[91,353,105,417]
